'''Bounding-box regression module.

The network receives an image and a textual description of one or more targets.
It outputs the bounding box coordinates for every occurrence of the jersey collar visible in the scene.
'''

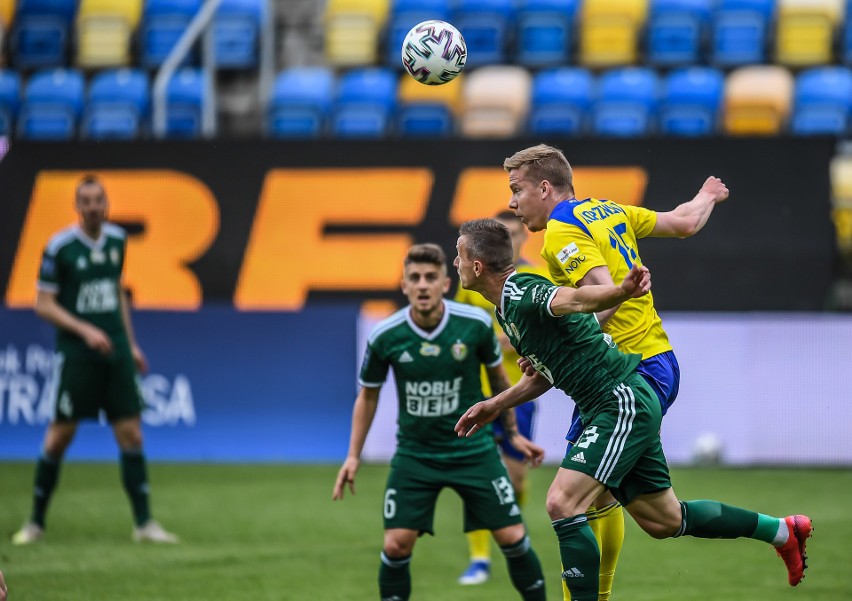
[498,271,519,317]
[405,299,450,340]
[73,225,107,251]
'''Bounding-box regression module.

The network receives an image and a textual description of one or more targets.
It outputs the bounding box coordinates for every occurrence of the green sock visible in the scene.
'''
[553,515,600,601]
[677,500,760,539]
[31,454,62,528]
[120,450,151,526]
[379,552,411,601]
[752,513,784,544]
[500,535,546,601]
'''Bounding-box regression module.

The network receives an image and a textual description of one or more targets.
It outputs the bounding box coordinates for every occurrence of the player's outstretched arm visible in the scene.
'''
[333,386,380,501]
[549,264,651,316]
[456,373,551,437]
[651,176,730,238]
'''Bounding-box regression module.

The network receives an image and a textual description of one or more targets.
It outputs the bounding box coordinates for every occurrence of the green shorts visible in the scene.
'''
[383,447,524,535]
[561,372,672,506]
[52,349,145,423]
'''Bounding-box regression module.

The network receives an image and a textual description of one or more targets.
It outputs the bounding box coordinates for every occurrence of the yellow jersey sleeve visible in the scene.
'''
[622,204,658,239]
[542,219,608,287]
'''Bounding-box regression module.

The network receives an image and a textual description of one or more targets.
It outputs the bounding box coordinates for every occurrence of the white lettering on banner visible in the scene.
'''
[404,377,462,416]
[0,343,196,427]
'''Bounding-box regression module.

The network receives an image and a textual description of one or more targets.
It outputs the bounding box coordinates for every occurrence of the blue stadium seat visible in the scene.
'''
[528,67,594,135]
[843,2,852,65]
[267,67,335,138]
[82,69,150,140]
[593,68,659,137]
[397,104,454,136]
[0,71,22,136]
[332,68,397,138]
[165,68,204,138]
[386,0,451,66]
[791,67,852,136]
[10,0,77,68]
[516,0,578,67]
[647,0,713,66]
[660,67,724,136]
[711,0,775,67]
[214,0,263,68]
[140,0,201,69]
[18,68,84,139]
[452,0,515,67]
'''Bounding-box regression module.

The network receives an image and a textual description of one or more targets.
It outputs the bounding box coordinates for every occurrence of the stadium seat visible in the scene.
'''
[0,0,14,30]
[396,71,462,136]
[325,0,390,67]
[165,68,205,138]
[214,0,264,68]
[267,67,335,138]
[528,67,594,135]
[332,68,397,138]
[593,67,659,137]
[460,65,530,138]
[516,0,579,67]
[775,0,843,66]
[452,0,515,67]
[17,68,84,139]
[82,68,149,139]
[647,0,713,66]
[10,0,77,68]
[791,66,852,135]
[579,0,649,67]
[76,0,143,67]
[711,0,775,66]
[140,0,202,69]
[723,65,794,135]
[385,0,450,66]
[0,70,21,136]
[659,67,724,136]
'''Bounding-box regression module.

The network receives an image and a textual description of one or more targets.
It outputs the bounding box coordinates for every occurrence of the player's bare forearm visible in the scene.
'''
[552,265,649,315]
[345,387,380,460]
[491,373,552,411]
[119,288,138,346]
[652,176,729,238]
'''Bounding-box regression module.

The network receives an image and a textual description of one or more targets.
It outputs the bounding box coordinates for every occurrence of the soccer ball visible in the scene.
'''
[401,20,467,86]
[691,432,724,466]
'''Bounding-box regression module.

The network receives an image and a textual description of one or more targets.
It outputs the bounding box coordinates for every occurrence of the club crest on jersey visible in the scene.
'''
[557,242,580,264]
[451,340,468,361]
[90,250,105,264]
[419,342,441,357]
[506,322,521,342]
[110,248,120,265]
[76,256,87,270]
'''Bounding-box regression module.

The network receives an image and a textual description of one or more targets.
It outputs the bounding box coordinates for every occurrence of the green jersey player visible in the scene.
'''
[333,243,547,601]
[453,219,812,600]
[12,175,178,546]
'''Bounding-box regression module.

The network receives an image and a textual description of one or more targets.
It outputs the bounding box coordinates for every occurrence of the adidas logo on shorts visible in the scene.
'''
[562,567,584,579]
[570,452,587,464]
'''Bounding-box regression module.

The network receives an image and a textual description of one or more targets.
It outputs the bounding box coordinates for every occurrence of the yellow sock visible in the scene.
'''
[588,503,624,601]
[466,529,491,562]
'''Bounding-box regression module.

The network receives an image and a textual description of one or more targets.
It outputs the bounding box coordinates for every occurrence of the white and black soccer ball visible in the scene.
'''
[691,432,724,466]
[401,20,467,86]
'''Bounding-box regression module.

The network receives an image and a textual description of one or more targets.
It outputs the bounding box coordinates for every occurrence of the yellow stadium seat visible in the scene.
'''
[829,156,852,256]
[398,74,463,113]
[723,66,794,135]
[79,0,143,28]
[580,0,648,67]
[76,0,142,68]
[325,13,381,66]
[326,0,390,25]
[775,0,844,66]
[0,0,15,30]
[460,66,531,138]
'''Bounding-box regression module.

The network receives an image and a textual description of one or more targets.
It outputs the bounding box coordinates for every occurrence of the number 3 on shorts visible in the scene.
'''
[384,488,397,519]
[576,425,599,449]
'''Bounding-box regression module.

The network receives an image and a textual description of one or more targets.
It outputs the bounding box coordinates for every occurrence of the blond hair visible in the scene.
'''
[503,144,574,195]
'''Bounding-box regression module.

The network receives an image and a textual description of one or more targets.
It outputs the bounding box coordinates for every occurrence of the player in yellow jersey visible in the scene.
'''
[454,211,550,585]
[502,144,729,601]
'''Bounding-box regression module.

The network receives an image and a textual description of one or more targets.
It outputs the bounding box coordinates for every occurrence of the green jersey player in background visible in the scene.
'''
[453,219,812,600]
[333,243,547,601]
[12,175,178,545]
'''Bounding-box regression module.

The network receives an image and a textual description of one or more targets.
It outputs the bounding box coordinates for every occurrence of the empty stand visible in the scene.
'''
[82,68,149,139]
[397,71,462,136]
[580,0,649,67]
[775,0,843,67]
[723,65,794,134]
[18,67,84,139]
[140,0,202,69]
[0,70,21,135]
[460,65,530,137]
[164,67,204,138]
[385,0,450,66]
[267,66,334,138]
[325,0,389,67]
[593,67,659,136]
[332,67,397,137]
[647,0,713,66]
[660,66,724,136]
[452,0,515,67]
[711,0,775,66]
[10,0,77,69]
[214,0,264,68]
[528,67,594,135]
[516,0,578,67]
[76,0,143,68]
[791,66,852,134]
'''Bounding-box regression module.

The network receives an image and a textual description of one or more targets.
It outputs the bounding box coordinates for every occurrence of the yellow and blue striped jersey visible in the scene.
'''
[541,198,672,360]
[455,259,551,393]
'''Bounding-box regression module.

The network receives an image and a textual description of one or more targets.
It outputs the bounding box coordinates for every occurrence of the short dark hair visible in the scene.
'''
[76,174,105,198]
[459,219,513,272]
[494,209,521,223]
[405,243,446,268]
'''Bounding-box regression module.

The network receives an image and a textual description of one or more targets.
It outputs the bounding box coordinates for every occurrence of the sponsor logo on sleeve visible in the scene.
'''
[557,242,580,264]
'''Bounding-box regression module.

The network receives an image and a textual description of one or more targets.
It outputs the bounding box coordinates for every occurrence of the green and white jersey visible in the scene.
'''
[38,224,129,355]
[495,272,642,421]
[360,300,503,460]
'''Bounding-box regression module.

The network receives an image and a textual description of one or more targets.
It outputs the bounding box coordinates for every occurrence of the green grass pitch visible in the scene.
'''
[1,463,850,600]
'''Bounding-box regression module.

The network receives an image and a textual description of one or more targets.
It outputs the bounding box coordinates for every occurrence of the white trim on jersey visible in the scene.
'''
[45,226,78,256]
[366,308,408,346]
[102,223,127,239]
[444,299,492,328]
[545,286,560,318]
[405,300,450,340]
[37,282,59,293]
[358,379,384,388]
[498,271,520,316]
